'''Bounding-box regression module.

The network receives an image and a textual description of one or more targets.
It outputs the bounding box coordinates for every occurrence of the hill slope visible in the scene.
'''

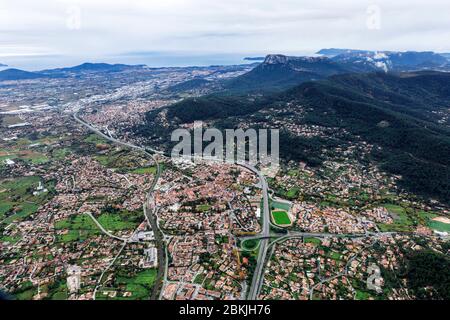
[139,71,450,204]
[281,72,450,202]
[224,54,352,92]
[0,68,48,81]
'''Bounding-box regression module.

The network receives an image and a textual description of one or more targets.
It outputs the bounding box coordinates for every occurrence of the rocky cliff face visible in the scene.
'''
[263,54,329,66]
[263,54,290,65]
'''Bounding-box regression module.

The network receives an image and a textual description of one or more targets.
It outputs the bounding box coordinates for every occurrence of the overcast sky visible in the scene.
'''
[1,0,450,69]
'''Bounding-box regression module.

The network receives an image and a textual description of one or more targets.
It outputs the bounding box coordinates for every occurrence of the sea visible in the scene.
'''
[0,51,314,71]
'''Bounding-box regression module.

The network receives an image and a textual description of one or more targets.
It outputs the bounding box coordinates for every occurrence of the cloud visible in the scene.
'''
[1,0,450,65]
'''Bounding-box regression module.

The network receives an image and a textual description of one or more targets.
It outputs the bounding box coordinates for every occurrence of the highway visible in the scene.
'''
[73,112,270,300]
[74,113,388,301]
[238,163,270,300]
[240,231,397,243]
[239,161,398,300]
[73,112,164,155]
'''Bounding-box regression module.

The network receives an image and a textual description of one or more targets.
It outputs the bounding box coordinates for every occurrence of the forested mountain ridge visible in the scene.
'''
[138,71,450,204]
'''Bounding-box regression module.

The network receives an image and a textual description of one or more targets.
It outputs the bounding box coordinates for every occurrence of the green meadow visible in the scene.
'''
[0,176,50,223]
[97,268,157,300]
[378,204,414,232]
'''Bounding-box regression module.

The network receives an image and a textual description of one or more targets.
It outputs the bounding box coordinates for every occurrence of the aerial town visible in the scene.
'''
[1,61,449,302]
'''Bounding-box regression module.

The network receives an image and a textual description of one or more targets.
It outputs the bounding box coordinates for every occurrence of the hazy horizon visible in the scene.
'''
[0,51,283,71]
[2,47,450,72]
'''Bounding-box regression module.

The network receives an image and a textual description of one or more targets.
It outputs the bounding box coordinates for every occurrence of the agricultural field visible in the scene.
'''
[93,148,155,174]
[0,148,49,166]
[1,115,23,127]
[97,268,157,300]
[0,131,70,168]
[0,176,51,223]
[130,166,158,174]
[304,237,322,245]
[54,214,100,243]
[96,211,142,231]
[378,204,414,232]
[12,278,73,300]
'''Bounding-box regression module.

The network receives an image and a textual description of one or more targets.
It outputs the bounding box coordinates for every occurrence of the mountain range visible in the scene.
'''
[330,50,449,73]
[225,55,349,92]
[0,62,145,81]
[0,68,49,81]
[222,50,450,93]
[40,62,146,75]
[3,49,449,84]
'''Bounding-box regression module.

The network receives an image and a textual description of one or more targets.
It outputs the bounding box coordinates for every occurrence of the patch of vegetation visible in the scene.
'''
[84,134,109,145]
[54,215,100,243]
[47,280,68,300]
[405,250,450,299]
[96,206,142,231]
[196,204,211,212]
[0,176,51,223]
[215,235,229,244]
[427,220,450,232]
[0,201,14,217]
[0,234,21,244]
[130,166,157,174]
[12,281,37,300]
[52,148,72,160]
[242,239,260,251]
[98,268,157,300]
[97,212,140,231]
[378,204,414,232]
[194,273,206,285]
[304,237,322,245]
[285,187,300,200]
[1,115,23,127]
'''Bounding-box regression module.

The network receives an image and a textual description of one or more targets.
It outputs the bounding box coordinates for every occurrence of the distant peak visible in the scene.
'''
[263,54,328,65]
[263,54,290,64]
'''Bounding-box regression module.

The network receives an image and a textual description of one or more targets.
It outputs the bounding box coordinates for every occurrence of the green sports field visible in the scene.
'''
[272,210,291,225]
